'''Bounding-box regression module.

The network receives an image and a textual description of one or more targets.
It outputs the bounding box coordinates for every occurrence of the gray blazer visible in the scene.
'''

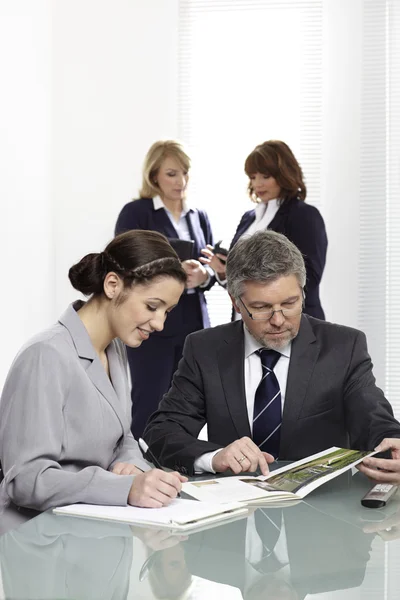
[0,302,149,511]
[144,315,400,474]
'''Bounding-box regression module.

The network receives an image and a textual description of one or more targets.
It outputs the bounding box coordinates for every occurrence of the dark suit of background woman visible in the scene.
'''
[116,141,214,438]
[231,197,326,319]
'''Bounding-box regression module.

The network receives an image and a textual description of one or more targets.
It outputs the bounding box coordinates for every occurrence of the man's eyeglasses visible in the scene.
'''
[239,296,303,321]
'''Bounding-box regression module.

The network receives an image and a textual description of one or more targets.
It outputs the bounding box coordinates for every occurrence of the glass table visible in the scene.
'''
[0,470,399,599]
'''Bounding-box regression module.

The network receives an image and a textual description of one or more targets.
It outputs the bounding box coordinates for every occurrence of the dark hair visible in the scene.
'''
[244,140,306,203]
[68,230,187,296]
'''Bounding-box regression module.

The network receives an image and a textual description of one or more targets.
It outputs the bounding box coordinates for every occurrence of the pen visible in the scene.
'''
[138,437,181,498]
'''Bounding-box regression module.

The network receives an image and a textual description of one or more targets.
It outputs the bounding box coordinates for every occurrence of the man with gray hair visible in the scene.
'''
[144,230,400,482]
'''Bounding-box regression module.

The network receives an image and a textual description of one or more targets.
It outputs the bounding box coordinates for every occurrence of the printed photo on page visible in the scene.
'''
[182,447,376,505]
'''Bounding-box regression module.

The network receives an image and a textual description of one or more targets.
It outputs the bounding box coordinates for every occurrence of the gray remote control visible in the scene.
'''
[361,483,398,508]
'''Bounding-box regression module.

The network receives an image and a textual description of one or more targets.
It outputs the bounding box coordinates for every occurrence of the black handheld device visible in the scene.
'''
[214,240,229,264]
[361,483,398,508]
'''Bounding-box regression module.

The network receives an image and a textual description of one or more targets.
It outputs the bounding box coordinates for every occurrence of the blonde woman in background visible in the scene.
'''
[115,140,215,439]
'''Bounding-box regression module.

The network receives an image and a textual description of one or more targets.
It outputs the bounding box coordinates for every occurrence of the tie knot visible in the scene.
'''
[257,348,281,370]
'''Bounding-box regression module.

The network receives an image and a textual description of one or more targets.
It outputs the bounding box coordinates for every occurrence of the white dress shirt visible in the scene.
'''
[153,195,192,240]
[245,513,290,595]
[245,199,280,236]
[153,196,211,290]
[194,326,291,473]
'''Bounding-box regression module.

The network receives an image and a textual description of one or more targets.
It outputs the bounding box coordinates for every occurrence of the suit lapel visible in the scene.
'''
[231,211,255,247]
[58,304,126,432]
[280,316,319,457]
[268,200,291,233]
[153,207,180,239]
[186,210,206,256]
[85,354,125,430]
[217,322,251,439]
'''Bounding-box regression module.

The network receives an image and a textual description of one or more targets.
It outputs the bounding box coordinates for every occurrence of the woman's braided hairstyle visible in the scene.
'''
[69,230,186,296]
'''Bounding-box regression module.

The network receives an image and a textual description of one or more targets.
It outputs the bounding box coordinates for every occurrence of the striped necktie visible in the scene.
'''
[252,348,282,458]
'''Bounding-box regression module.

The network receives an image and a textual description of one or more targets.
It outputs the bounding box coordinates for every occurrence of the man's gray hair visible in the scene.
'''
[226,230,306,300]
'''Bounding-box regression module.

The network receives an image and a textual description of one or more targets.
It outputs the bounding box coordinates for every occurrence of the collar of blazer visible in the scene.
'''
[58,302,128,432]
[265,196,300,232]
[59,301,96,360]
[216,316,319,451]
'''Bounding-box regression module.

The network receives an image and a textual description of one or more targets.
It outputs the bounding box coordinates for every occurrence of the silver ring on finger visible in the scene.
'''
[237,455,246,464]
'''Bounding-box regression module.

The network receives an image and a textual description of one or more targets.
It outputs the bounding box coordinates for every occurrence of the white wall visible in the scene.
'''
[0,0,179,388]
[0,0,53,389]
[52,0,180,315]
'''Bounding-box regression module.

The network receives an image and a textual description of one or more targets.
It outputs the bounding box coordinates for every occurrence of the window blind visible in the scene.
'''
[358,0,400,420]
[386,0,400,418]
[178,0,324,325]
[178,0,400,423]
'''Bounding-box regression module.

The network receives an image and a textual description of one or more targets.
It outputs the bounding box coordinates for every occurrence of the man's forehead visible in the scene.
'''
[242,275,302,300]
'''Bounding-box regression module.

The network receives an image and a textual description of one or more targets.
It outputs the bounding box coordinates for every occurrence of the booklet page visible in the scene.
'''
[262,447,376,498]
[182,476,294,504]
[54,498,245,526]
[183,447,376,505]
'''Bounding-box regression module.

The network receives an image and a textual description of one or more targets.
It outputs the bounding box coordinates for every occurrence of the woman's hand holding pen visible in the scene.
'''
[200,245,227,278]
[128,469,188,509]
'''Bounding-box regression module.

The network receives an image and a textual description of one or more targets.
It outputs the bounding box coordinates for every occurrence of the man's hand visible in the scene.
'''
[112,462,143,476]
[128,469,188,508]
[211,437,274,476]
[358,438,400,485]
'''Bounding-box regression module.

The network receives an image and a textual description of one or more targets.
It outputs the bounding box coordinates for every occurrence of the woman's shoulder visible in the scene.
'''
[239,207,256,220]
[237,208,256,228]
[284,198,324,222]
[6,324,73,384]
[192,206,208,216]
[285,197,321,214]
[120,197,153,213]
[19,324,72,359]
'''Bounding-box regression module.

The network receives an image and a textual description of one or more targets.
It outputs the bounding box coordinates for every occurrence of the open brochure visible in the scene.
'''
[53,498,249,532]
[182,447,376,505]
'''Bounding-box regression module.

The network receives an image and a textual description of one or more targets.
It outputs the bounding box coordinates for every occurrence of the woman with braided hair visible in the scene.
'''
[0,230,188,511]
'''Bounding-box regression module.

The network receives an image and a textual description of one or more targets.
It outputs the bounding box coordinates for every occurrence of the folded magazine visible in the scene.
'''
[182,447,376,505]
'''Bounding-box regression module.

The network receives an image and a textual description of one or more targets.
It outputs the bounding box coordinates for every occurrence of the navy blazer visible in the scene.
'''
[231,198,327,319]
[115,198,214,335]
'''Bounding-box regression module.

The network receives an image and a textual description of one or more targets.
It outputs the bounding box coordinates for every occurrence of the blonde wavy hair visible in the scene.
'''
[139,140,191,199]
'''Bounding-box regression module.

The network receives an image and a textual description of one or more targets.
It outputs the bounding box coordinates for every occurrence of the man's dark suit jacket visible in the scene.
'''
[115,197,214,334]
[231,198,327,319]
[144,315,400,474]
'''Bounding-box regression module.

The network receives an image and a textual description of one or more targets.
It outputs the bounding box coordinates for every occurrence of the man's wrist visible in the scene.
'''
[194,449,222,473]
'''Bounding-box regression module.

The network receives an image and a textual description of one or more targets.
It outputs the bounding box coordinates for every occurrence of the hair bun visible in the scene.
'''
[68,253,105,296]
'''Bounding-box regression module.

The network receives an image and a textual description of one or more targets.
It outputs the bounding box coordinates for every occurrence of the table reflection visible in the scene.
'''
[0,472,399,599]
